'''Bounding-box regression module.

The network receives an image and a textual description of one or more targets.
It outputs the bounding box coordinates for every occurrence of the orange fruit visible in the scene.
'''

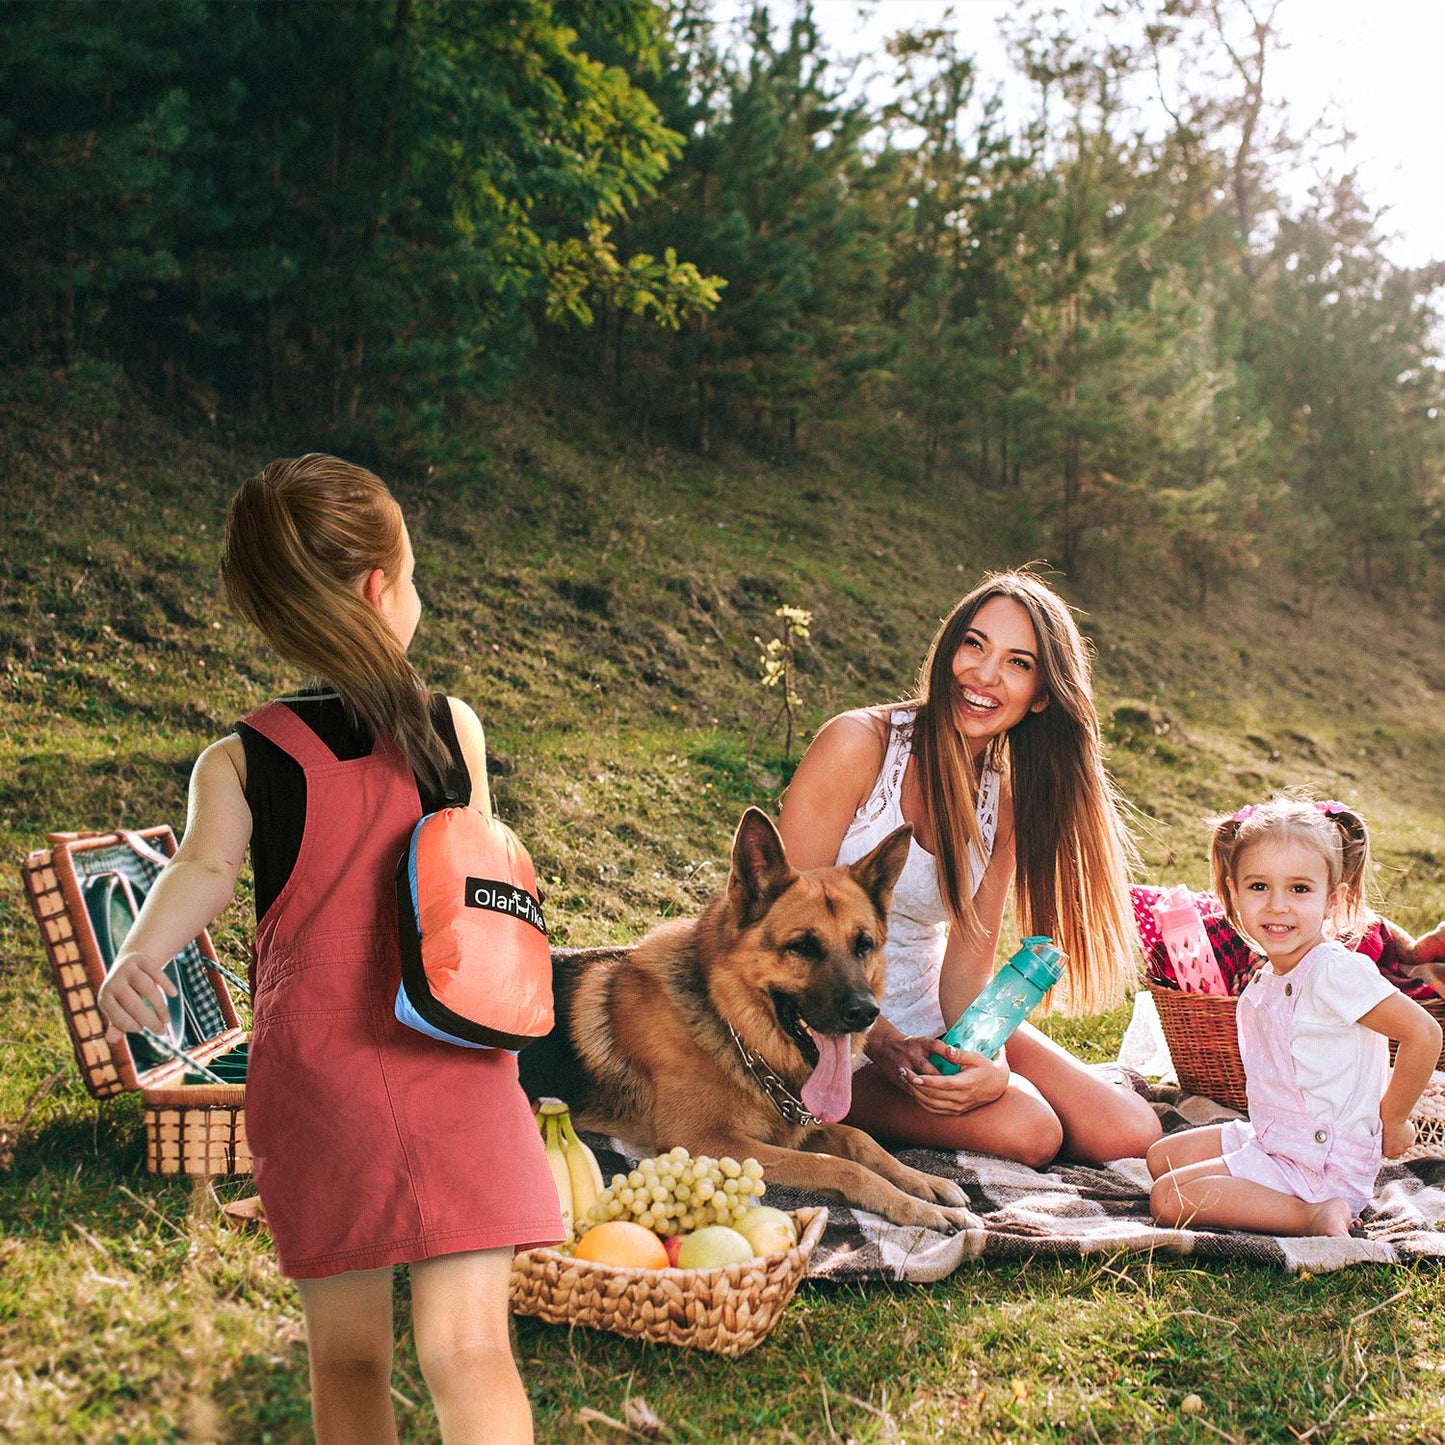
[573,1220,669,1269]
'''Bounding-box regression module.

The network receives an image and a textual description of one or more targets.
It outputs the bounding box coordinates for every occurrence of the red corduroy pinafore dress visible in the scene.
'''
[241,701,563,1279]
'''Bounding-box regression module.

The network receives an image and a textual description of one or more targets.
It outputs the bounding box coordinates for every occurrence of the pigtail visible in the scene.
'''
[1208,811,1250,934]
[1318,802,1372,935]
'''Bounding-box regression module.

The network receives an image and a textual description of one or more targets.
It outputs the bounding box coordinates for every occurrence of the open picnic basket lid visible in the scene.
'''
[21,826,248,1099]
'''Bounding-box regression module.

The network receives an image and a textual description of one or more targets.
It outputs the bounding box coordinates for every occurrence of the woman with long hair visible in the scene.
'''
[778,570,1161,1165]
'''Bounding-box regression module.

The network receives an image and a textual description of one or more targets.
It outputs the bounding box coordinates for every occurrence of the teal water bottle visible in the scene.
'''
[929,937,1066,1074]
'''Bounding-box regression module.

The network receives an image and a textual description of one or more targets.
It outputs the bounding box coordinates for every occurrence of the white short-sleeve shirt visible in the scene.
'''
[1287,940,1397,1136]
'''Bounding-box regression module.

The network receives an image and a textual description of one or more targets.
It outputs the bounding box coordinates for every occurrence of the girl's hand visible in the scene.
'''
[875,1032,1010,1115]
[97,953,178,1042]
[1381,1116,1417,1159]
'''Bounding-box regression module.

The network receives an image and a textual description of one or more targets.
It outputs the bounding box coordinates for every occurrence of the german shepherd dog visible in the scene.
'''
[520,808,980,1232]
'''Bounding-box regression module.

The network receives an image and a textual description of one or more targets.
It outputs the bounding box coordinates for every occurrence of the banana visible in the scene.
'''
[537,1097,604,1238]
[560,1111,605,1222]
[537,1102,574,1240]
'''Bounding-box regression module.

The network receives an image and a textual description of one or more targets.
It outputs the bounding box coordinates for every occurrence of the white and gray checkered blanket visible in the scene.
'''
[584,1071,1445,1279]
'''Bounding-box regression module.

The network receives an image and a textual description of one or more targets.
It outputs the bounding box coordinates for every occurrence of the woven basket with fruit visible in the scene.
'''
[511,1100,827,1355]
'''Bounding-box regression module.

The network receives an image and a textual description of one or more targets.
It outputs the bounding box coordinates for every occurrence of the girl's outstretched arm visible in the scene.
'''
[1361,991,1444,1157]
[97,736,252,1041]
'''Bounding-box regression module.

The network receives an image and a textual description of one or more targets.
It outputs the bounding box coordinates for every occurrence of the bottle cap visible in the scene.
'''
[1015,936,1066,989]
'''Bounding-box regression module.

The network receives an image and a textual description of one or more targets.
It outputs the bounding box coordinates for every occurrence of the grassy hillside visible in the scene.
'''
[2,367,1444,1442]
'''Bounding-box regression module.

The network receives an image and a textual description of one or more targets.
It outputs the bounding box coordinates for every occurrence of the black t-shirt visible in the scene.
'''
[237,692,470,921]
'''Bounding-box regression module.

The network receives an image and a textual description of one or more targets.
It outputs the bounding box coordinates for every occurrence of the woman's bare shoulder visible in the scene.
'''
[780,709,894,863]
[806,707,891,768]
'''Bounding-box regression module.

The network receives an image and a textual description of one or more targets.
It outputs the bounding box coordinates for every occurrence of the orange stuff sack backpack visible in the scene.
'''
[395,807,554,1049]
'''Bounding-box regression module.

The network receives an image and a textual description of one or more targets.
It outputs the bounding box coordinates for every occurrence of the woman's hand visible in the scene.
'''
[869,1029,1010,1115]
[98,952,177,1041]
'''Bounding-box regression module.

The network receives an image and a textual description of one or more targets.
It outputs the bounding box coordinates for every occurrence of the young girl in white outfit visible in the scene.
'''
[1148,797,1442,1236]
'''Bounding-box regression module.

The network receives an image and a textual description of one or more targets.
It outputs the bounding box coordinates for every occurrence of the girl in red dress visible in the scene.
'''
[99,454,562,1444]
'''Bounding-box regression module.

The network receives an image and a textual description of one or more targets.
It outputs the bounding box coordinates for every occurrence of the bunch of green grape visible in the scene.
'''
[584,1146,766,1237]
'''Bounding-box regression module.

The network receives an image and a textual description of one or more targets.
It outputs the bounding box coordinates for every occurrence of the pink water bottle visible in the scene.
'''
[1152,886,1227,995]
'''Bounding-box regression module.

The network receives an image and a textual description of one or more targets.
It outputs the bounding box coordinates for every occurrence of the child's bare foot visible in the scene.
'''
[1303,1198,1351,1237]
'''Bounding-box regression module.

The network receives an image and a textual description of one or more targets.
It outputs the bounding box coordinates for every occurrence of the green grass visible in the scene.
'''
[2,368,1444,1441]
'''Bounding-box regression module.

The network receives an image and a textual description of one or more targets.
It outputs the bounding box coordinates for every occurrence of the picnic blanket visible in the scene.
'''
[583,1069,1445,1279]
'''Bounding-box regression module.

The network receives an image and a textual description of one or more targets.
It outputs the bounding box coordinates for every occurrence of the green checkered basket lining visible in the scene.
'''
[73,839,229,1043]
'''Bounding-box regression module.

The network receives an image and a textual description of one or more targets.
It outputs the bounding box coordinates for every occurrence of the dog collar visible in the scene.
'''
[726,1023,824,1128]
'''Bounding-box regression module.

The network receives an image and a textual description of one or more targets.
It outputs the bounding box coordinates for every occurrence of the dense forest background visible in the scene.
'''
[2,0,1442,596]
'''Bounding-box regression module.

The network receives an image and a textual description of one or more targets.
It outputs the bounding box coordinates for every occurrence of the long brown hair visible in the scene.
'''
[220,453,450,790]
[906,570,1138,1014]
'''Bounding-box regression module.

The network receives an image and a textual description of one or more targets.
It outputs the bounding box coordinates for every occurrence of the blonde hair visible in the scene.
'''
[1210,795,1372,938]
[220,453,450,790]
[906,570,1138,1014]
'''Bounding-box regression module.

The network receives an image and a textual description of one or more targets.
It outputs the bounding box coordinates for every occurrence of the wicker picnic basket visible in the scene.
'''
[1148,981,1445,1119]
[1399,1073,1445,1164]
[510,1207,827,1356]
[21,827,251,1177]
[141,1080,250,1177]
[1147,981,1250,1111]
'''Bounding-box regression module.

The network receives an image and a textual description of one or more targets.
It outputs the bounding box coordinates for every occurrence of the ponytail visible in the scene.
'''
[220,454,451,791]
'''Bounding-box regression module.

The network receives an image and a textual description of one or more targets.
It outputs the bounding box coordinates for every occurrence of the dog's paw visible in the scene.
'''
[901,1169,970,1209]
[933,1203,985,1234]
[925,1176,971,1208]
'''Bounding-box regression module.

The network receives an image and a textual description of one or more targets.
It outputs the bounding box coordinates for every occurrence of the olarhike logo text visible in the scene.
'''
[464,877,547,935]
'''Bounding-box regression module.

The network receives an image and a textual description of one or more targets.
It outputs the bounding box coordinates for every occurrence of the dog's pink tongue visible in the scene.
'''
[801,1030,853,1123]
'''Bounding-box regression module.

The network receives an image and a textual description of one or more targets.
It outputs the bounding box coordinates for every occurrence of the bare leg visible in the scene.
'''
[846,1063,1065,1167]
[296,1268,399,1445]
[1150,1158,1351,1237]
[1146,1124,1228,1179]
[1004,1022,1163,1162]
[411,1248,534,1445]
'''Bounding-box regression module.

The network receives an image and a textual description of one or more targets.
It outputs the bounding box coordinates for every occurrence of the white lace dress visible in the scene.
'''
[834,709,999,1042]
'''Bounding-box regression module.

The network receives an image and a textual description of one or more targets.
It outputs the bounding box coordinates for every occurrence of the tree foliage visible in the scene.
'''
[0,0,1440,596]
[0,0,720,427]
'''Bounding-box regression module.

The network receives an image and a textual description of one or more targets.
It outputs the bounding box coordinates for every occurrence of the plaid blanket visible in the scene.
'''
[584,1071,1445,1280]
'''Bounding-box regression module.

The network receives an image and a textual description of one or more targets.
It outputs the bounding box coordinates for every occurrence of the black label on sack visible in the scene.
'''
[464,877,547,936]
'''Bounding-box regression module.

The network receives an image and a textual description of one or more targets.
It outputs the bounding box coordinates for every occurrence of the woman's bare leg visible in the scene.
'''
[1004,1022,1163,1162]
[846,1064,1064,1166]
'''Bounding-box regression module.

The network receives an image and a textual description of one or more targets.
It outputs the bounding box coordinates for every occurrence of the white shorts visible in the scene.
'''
[1219,1118,1378,1219]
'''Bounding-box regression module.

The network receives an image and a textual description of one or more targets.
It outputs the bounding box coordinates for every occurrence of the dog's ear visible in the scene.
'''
[728,807,797,926]
[848,822,913,919]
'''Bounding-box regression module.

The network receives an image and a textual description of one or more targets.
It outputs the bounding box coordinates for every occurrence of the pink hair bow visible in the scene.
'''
[1231,804,1258,823]
[1315,800,1348,816]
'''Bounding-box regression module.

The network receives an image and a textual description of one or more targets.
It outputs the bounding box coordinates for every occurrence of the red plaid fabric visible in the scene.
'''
[1131,886,1436,999]
[1130,884,1263,995]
